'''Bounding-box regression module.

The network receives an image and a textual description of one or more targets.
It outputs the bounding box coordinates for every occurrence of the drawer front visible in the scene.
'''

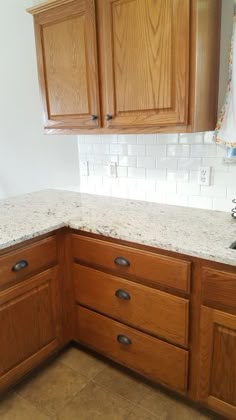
[202,267,236,311]
[76,306,189,393]
[72,235,191,293]
[74,264,189,347]
[0,237,57,289]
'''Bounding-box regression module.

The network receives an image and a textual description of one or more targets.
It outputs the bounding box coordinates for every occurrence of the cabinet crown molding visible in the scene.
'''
[27,0,76,15]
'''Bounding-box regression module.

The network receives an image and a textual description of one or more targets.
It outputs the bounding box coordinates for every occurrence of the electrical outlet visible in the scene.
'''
[198,166,211,186]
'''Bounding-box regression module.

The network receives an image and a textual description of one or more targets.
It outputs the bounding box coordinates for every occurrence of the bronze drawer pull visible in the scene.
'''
[114,256,130,267]
[12,260,28,272]
[117,334,132,346]
[91,114,98,120]
[115,289,131,300]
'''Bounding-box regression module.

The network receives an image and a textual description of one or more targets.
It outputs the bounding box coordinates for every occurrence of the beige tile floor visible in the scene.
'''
[0,345,221,420]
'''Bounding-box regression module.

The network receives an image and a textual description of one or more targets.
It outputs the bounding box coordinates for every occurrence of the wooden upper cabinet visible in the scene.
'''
[98,0,189,129]
[28,0,221,134]
[28,0,100,130]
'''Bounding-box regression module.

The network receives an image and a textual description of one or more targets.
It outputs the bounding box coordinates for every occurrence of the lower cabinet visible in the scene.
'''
[76,305,189,393]
[0,267,62,391]
[199,306,236,419]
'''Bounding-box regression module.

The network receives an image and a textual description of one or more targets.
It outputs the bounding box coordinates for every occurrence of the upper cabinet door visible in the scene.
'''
[32,0,100,130]
[99,0,189,129]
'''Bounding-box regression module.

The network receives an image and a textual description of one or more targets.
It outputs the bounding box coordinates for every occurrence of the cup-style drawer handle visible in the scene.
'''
[114,256,130,267]
[117,334,132,346]
[12,260,28,272]
[115,289,131,300]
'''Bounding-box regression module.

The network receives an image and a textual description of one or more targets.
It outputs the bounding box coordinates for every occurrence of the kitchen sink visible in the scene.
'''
[229,242,236,250]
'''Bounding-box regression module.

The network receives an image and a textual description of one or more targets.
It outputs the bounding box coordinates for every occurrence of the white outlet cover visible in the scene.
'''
[198,166,211,186]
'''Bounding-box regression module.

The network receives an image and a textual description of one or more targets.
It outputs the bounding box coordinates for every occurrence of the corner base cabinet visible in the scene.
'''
[27,0,221,134]
[1,229,236,419]
[0,268,62,392]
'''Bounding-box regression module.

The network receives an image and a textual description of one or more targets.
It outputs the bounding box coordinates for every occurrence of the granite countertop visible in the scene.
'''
[0,189,236,267]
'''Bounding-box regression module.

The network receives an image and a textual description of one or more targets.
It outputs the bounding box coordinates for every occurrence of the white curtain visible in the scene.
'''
[214,16,236,148]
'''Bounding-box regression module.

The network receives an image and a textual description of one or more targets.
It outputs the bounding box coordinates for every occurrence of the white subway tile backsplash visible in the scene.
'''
[157,134,178,144]
[118,156,137,167]
[202,157,229,172]
[93,144,110,155]
[212,197,233,212]
[110,143,128,155]
[128,167,146,179]
[117,166,128,178]
[137,156,156,168]
[101,135,117,144]
[167,170,189,182]
[146,169,166,180]
[146,145,166,157]
[177,182,200,195]
[191,144,217,157]
[77,132,234,213]
[188,196,213,210]
[137,179,156,192]
[156,181,176,194]
[177,158,201,170]
[200,185,227,198]
[128,144,146,156]
[137,134,156,144]
[179,133,203,144]
[117,135,137,144]
[216,145,227,158]
[167,145,190,157]
[156,157,178,170]
[165,193,188,206]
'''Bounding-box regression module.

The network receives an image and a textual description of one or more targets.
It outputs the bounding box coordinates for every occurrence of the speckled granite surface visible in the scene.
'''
[0,189,236,266]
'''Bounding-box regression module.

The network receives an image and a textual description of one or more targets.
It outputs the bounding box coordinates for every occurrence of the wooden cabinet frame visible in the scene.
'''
[1,227,236,419]
[28,0,221,134]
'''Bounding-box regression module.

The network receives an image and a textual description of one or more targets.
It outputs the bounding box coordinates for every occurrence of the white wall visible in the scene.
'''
[0,0,79,199]
[77,1,236,213]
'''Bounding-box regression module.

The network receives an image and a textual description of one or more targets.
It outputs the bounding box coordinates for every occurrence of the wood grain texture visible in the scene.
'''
[42,15,89,117]
[27,0,78,15]
[198,306,236,418]
[74,264,189,347]
[0,267,62,392]
[0,236,57,291]
[72,234,191,293]
[202,267,236,313]
[56,230,76,344]
[32,0,100,129]
[29,0,221,134]
[98,0,189,129]
[189,0,221,131]
[76,305,189,393]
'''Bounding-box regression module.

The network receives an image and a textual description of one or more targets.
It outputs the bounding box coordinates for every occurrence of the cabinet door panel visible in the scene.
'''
[199,306,236,419]
[35,0,100,129]
[99,0,189,128]
[0,268,61,390]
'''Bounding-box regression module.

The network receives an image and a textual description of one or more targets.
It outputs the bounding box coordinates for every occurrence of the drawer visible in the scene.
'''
[202,267,236,311]
[74,264,189,347]
[76,306,189,393]
[72,235,191,293]
[0,236,57,289]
